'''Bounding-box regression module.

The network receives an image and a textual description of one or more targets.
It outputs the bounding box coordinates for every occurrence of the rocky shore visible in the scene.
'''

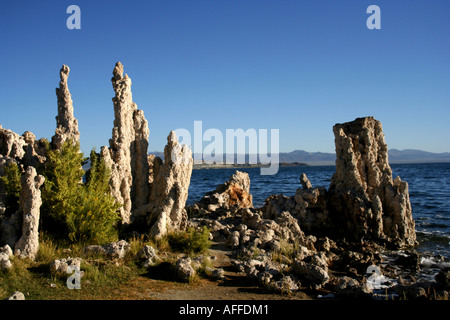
[186,170,449,299]
[1,63,448,300]
[184,116,448,299]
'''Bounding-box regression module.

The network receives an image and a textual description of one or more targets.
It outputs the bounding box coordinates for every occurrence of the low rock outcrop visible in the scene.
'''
[175,256,196,282]
[262,176,330,236]
[50,257,82,274]
[186,117,427,298]
[0,245,13,271]
[135,245,160,267]
[84,240,131,259]
[193,170,253,214]
[333,276,373,299]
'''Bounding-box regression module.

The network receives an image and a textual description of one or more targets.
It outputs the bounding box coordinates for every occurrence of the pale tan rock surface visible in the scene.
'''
[147,131,193,239]
[14,166,45,260]
[263,117,416,249]
[328,117,417,248]
[0,126,27,160]
[51,65,80,149]
[196,170,253,212]
[101,62,151,224]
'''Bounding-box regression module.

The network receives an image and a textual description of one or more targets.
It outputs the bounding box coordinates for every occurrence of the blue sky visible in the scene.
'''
[1,0,449,155]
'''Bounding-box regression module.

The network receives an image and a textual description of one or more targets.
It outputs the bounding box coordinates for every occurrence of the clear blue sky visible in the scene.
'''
[1,0,449,155]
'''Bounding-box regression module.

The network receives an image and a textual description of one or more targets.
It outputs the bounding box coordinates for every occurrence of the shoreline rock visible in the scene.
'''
[328,117,417,248]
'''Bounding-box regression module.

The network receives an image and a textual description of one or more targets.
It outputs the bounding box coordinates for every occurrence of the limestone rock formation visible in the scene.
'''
[196,170,253,213]
[14,166,45,260]
[328,117,417,248]
[263,117,416,249]
[0,126,27,160]
[84,240,131,259]
[0,245,13,270]
[135,245,160,267]
[21,131,47,168]
[50,257,82,274]
[175,256,196,282]
[147,131,193,239]
[262,175,330,236]
[101,62,151,225]
[7,291,25,300]
[334,276,373,298]
[293,259,330,290]
[51,65,80,149]
[300,173,312,190]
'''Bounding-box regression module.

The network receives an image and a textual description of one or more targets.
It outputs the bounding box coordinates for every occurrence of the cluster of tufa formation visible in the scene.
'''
[0,61,427,299]
[263,117,417,249]
[51,65,80,150]
[0,64,81,262]
[100,62,193,237]
[100,62,151,225]
[0,62,194,265]
[147,131,193,239]
[186,116,423,297]
[13,167,45,260]
[0,130,46,261]
[328,117,417,248]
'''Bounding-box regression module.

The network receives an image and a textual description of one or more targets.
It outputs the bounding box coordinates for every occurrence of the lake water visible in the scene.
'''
[187,163,450,260]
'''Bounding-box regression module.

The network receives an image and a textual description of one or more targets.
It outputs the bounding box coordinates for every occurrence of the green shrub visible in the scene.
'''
[66,150,121,244]
[66,186,121,244]
[167,226,212,255]
[41,140,85,234]
[0,162,22,215]
[41,141,121,244]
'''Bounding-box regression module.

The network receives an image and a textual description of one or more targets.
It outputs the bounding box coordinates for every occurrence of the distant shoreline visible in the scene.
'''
[150,149,450,168]
[192,162,309,170]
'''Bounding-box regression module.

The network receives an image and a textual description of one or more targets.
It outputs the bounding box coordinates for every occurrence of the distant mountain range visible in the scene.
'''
[387,149,450,164]
[149,149,450,166]
[277,149,450,165]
